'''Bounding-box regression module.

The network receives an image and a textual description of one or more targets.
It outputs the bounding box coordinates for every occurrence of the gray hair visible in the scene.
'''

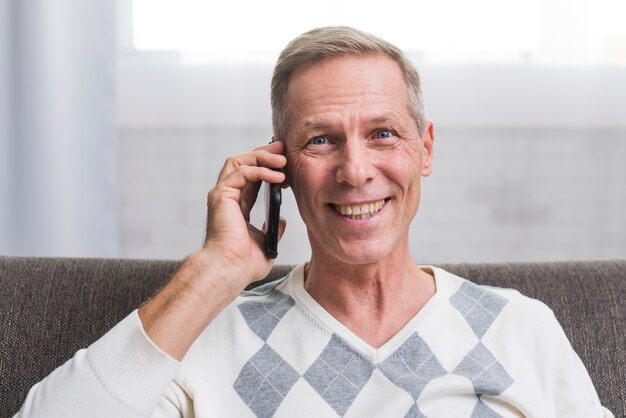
[271,26,427,140]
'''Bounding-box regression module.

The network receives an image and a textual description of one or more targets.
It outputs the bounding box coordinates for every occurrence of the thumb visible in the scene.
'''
[277,217,287,241]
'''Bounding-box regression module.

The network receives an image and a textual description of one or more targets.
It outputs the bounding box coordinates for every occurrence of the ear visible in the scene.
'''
[420,122,435,176]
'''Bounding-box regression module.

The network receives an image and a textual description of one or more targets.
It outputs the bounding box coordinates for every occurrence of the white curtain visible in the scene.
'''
[0,0,118,257]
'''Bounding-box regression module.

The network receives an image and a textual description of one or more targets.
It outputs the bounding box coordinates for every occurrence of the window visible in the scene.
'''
[130,0,626,66]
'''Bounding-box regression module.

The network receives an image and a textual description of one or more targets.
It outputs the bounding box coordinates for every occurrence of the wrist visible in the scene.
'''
[190,247,251,300]
[138,249,249,360]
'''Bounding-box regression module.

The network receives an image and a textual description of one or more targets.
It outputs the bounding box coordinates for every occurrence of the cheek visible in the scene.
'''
[287,159,317,201]
[380,147,423,203]
[395,145,424,177]
[288,158,337,219]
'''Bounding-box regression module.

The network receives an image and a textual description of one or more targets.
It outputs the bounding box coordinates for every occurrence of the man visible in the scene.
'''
[17,26,611,417]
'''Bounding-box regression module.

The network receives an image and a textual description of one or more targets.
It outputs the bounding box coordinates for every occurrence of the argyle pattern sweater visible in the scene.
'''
[16,264,612,418]
[157,264,609,417]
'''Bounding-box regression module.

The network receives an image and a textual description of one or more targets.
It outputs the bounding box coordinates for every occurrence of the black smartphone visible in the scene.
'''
[264,181,282,259]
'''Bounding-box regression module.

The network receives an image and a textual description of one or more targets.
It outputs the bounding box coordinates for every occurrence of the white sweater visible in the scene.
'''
[16,264,613,417]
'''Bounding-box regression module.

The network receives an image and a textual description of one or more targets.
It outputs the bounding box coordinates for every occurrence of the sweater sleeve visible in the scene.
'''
[538,308,615,418]
[15,310,182,418]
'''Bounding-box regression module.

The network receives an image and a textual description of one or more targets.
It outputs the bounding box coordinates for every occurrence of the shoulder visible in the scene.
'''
[430,267,581,382]
[430,266,561,333]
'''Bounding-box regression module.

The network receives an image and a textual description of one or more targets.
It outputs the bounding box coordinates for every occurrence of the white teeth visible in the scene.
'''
[334,199,386,219]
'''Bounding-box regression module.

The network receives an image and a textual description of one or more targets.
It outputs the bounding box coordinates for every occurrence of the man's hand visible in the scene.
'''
[138,141,287,361]
[204,140,287,295]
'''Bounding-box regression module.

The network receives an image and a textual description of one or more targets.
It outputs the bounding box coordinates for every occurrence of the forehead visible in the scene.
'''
[285,54,410,120]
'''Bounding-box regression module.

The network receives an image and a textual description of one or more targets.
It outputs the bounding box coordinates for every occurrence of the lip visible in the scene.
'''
[326,197,390,221]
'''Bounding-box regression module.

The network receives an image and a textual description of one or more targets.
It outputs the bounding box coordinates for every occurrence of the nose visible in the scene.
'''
[335,139,375,187]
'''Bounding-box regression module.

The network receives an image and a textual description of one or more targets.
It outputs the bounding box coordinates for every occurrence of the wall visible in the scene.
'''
[1,0,118,257]
[117,60,626,263]
[0,0,14,249]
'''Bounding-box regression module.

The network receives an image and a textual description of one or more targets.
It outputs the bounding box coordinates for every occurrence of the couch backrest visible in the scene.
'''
[0,257,624,417]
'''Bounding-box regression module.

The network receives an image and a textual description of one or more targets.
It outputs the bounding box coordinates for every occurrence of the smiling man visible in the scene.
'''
[283,52,437,350]
[17,27,611,418]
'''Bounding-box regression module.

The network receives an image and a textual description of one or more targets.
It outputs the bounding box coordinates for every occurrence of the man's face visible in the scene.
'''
[283,54,434,265]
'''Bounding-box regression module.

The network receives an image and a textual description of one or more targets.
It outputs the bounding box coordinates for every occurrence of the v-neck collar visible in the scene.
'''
[286,263,452,364]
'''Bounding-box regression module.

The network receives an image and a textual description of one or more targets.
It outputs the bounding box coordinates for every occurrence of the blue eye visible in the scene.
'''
[309,136,327,145]
[375,130,393,139]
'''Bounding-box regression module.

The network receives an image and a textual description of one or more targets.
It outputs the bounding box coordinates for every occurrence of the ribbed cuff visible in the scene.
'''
[87,310,182,416]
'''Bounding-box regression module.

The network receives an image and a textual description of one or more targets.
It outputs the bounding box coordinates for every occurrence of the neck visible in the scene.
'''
[304,243,435,348]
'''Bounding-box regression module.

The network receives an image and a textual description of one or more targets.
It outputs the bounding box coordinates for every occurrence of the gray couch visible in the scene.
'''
[0,256,624,417]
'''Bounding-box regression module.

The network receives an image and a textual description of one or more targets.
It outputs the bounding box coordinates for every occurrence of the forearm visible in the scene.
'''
[16,250,245,417]
[138,248,249,361]
[16,312,181,418]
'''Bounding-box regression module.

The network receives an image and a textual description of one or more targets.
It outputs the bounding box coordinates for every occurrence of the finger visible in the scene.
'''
[261,217,286,237]
[218,151,285,183]
[253,140,284,153]
[277,217,287,241]
[219,166,285,191]
[218,146,286,183]
[239,180,262,221]
[208,167,284,225]
[247,222,266,252]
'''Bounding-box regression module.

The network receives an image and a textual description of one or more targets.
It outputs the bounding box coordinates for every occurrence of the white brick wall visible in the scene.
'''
[119,126,626,264]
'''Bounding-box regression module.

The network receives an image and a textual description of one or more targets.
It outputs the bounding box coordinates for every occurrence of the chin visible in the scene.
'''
[317,237,397,266]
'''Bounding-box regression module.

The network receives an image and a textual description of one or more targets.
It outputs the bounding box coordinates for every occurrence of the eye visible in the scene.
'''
[308,136,327,145]
[374,129,394,140]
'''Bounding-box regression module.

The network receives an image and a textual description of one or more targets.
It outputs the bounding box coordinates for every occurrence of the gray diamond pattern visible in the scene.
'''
[378,333,447,400]
[471,398,503,417]
[404,403,428,418]
[233,281,516,416]
[304,335,374,416]
[233,344,300,418]
[450,282,508,338]
[454,343,513,396]
[238,291,295,341]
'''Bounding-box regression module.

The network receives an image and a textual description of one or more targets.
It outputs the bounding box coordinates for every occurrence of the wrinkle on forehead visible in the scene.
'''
[285,55,415,139]
[294,110,413,135]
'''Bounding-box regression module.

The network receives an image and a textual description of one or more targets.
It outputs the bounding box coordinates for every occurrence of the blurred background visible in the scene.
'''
[0,0,624,263]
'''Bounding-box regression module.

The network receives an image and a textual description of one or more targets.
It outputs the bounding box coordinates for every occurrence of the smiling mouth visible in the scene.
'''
[332,198,389,220]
